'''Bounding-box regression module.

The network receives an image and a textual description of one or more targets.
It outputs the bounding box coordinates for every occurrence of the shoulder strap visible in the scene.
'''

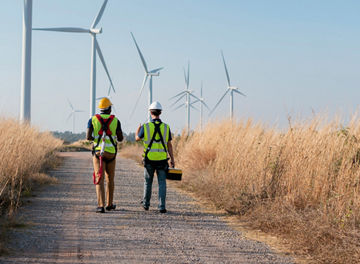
[144,122,167,159]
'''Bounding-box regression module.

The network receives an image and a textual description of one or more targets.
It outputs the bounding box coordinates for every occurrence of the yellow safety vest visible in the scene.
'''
[92,114,118,154]
[143,121,170,161]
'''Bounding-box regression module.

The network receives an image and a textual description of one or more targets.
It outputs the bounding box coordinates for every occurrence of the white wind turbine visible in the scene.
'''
[130,32,164,121]
[20,0,33,123]
[170,62,202,135]
[33,0,115,117]
[191,81,210,130]
[209,51,246,119]
[66,98,84,133]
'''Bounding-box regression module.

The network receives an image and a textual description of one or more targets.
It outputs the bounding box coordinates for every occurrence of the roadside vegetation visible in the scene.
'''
[171,118,360,263]
[120,117,360,263]
[0,118,62,216]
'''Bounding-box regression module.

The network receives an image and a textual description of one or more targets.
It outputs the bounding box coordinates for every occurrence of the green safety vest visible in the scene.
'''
[92,114,118,154]
[143,121,170,161]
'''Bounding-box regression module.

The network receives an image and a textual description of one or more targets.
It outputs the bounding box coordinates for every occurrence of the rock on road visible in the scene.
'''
[0,152,293,264]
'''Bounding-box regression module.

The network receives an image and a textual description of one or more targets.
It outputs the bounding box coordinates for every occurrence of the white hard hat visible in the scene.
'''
[149,101,163,110]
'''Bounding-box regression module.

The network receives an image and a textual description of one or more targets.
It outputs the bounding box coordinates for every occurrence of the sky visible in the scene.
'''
[1,0,360,134]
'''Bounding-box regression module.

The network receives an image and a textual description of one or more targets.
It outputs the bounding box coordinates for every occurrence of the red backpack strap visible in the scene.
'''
[95,114,104,135]
[105,115,115,135]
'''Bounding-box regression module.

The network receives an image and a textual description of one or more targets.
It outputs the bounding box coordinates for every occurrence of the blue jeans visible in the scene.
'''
[143,163,167,210]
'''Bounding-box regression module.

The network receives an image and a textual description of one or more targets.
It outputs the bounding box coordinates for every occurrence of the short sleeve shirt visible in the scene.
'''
[138,119,172,141]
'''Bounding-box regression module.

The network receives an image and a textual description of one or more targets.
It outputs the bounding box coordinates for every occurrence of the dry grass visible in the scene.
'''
[118,142,143,165]
[0,118,62,216]
[175,117,360,263]
[60,139,92,152]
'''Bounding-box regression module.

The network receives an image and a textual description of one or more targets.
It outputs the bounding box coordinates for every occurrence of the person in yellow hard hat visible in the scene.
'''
[135,101,175,213]
[86,97,123,213]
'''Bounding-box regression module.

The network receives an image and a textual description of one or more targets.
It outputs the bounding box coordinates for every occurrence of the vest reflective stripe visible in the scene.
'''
[148,149,167,153]
[92,114,118,154]
[143,121,170,161]
[144,124,151,145]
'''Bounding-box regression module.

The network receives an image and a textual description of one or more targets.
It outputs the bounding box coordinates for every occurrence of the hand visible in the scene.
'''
[136,123,142,133]
[170,159,175,168]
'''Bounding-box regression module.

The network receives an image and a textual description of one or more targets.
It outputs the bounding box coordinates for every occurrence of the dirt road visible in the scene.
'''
[0,152,293,264]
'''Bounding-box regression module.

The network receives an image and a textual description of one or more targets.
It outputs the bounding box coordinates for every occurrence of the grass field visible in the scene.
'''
[0,118,62,216]
[173,118,360,263]
[120,117,360,263]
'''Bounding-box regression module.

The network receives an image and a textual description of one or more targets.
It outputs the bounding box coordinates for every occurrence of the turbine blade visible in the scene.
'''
[75,110,85,113]
[189,93,201,102]
[233,89,246,97]
[95,38,115,93]
[149,67,164,73]
[67,98,74,110]
[190,99,200,105]
[91,0,108,29]
[130,32,148,73]
[66,112,73,122]
[221,50,231,87]
[183,67,188,90]
[172,103,185,111]
[190,104,199,111]
[33,27,89,33]
[130,74,148,117]
[201,100,211,111]
[209,88,230,116]
[169,91,186,100]
[170,93,186,107]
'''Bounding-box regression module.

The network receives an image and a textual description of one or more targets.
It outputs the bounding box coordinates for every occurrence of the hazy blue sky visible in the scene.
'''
[1,0,360,134]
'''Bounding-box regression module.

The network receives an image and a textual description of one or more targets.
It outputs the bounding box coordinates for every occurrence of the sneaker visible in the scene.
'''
[105,204,116,211]
[159,209,167,214]
[96,207,105,213]
[141,200,149,211]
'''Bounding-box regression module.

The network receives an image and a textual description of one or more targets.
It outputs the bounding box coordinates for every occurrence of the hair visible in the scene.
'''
[150,109,161,116]
[100,106,111,114]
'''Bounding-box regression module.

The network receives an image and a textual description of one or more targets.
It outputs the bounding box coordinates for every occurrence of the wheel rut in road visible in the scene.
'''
[0,152,293,264]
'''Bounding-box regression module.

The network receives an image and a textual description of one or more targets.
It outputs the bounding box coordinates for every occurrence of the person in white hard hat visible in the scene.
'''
[135,101,175,213]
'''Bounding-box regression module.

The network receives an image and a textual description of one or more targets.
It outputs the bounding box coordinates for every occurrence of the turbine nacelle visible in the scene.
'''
[148,72,160,76]
[90,28,102,34]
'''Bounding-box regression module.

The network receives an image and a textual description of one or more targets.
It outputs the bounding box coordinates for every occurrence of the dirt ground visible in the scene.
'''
[0,152,294,264]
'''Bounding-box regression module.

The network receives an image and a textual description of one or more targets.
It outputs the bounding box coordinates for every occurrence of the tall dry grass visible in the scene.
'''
[175,117,360,263]
[0,118,62,216]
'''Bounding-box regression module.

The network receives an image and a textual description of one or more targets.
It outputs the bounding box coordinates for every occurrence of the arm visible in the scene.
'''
[167,141,175,168]
[86,127,94,141]
[116,120,124,142]
[135,124,142,141]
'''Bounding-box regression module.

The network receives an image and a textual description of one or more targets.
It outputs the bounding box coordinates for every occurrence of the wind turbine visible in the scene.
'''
[209,50,246,119]
[33,0,115,117]
[66,99,84,133]
[191,81,210,130]
[170,62,201,135]
[130,32,164,121]
[20,0,33,123]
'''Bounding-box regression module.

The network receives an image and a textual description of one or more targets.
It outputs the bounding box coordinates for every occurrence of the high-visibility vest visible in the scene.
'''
[92,114,118,154]
[143,121,170,161]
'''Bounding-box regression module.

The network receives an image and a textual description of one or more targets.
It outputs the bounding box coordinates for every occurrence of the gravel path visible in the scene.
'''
[0,152,293,264]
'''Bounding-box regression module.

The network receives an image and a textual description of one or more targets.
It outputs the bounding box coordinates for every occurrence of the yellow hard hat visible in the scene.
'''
[98,97,112,109]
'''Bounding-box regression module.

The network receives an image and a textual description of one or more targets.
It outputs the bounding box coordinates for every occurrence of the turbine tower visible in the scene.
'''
[130,32,163,121]
[66,98,84,133]
[20,0,33,123]
[170,62,201,135]
[33,0,115,117]
[191,81,209,130]
[210,50,246,119]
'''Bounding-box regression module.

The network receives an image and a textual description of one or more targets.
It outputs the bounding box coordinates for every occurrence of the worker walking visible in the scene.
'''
[136,101,175,213]
[86,97,123,213]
